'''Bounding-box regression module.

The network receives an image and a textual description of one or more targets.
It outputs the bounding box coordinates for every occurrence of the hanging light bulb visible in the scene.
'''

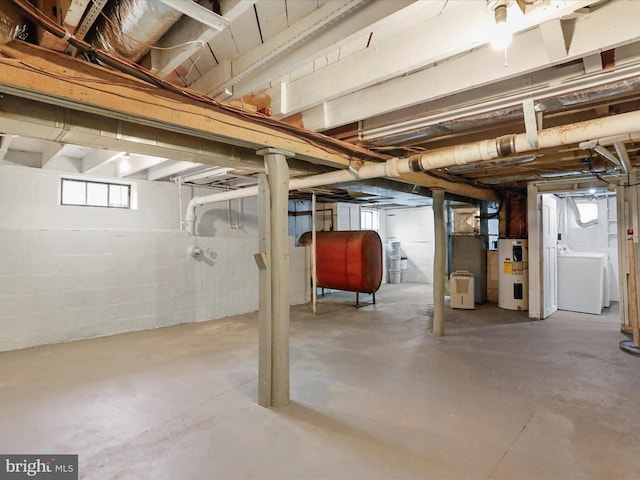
[490,3,512,50]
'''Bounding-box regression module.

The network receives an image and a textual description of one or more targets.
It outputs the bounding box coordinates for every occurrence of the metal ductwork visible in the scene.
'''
[0,0,25,45]
[90,0,182,62]
[362,72,640,147]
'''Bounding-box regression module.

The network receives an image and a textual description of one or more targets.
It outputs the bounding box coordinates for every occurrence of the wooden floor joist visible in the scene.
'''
[0,41,498,201]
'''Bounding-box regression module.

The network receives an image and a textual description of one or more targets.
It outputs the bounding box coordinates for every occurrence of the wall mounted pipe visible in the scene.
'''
[597,132,640,146]
[185,109,640,234]
[593,144,623,169]
[613,142,633,173]
[184,161,395,234]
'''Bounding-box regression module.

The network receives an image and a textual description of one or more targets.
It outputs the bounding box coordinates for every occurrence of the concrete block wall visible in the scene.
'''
[383,206,435,283]
[0,165,309,352]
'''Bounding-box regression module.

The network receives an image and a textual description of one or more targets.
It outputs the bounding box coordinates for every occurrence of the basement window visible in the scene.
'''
[575,201,598,224]
[361,209,379,230]
[61,178,131,209]
[568,197,598,228]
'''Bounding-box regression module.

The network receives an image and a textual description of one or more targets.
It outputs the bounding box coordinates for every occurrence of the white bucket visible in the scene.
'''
[389,269,401,284]
[390,257,402,271]
[388,242,401,257]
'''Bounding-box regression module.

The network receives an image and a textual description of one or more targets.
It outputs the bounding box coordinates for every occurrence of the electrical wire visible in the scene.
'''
[8,0,389,164]
[588,152,640,187]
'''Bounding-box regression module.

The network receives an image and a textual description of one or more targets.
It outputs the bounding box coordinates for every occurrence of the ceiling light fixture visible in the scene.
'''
[488,0,513,51]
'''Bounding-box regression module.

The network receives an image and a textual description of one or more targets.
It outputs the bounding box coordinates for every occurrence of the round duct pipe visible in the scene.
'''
[90,0,182,62]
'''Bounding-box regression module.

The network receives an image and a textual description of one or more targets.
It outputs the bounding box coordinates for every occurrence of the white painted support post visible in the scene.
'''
[627,234,640,348]
[432,189,446,336]
[527,183,542,319]
[256,174,272,407]
[258,148,292,407]
[311,190,318,315]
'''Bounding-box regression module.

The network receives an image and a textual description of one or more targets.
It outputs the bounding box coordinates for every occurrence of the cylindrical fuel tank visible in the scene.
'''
[299,230,383,294]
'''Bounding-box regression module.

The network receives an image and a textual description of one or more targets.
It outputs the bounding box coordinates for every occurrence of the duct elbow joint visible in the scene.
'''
[184,201,197,235]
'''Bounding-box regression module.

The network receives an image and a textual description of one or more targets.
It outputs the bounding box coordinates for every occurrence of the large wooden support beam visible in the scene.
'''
[0,41,498,202]
[0,42,377,166]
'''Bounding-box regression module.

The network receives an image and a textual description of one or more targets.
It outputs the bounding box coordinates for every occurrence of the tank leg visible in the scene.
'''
[356,291,360,308]
[373,292,376,304]
[322,288,325,297]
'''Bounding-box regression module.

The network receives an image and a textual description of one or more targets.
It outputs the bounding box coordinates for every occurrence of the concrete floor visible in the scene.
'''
[1,283,638,479]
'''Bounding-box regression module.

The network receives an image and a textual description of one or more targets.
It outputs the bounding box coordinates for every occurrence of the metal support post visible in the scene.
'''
[433,189,446,336]
[256,174,272,406]
[256,148,292,407]
[311,191,318,314]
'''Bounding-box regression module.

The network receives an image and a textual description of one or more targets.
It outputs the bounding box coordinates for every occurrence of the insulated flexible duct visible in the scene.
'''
[0,0,25,45]
[91,0,182,62]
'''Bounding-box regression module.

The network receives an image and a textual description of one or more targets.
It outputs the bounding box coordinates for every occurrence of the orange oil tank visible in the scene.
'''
[298,230,383,294]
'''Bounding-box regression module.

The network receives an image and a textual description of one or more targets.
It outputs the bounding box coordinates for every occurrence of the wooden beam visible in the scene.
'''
[539,19,567,62]
[159,0,229,31]
[150,0,255,79]
[0,41,497,201]
[0,134,14,161]
[41,142,66,168]
[193,0,366,97]
[82,149,124,173]
[397,172,499,202]
[119,154,167,177]
[147,161,200,181]
[0,41,380,164]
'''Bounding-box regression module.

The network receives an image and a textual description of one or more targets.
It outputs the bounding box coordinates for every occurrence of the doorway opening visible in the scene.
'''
[538,190,619,319]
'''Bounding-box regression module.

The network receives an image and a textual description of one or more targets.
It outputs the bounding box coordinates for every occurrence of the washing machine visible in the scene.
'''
[557,251,609,314]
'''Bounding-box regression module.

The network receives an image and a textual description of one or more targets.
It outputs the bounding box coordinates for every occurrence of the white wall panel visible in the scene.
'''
[0,165,309,351]
[384,206,434,283]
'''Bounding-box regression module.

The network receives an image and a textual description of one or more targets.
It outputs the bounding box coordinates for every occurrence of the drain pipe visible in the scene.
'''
[579,140,633,172]
[184,161,396,235]
[184,109,640,234]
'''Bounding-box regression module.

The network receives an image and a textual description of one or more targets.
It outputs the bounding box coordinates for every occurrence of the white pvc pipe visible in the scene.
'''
[614,142,632,172]
[185,109,640,233]
[593,144,622,168]
[185,161,395,234]
[416,109,640,171]
[592,131,640,147]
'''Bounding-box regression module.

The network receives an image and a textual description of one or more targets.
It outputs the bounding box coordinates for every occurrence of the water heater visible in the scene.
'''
[498,238,528,310]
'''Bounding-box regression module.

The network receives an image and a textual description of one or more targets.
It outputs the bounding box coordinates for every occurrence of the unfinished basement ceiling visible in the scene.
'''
[2,0,640,199]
